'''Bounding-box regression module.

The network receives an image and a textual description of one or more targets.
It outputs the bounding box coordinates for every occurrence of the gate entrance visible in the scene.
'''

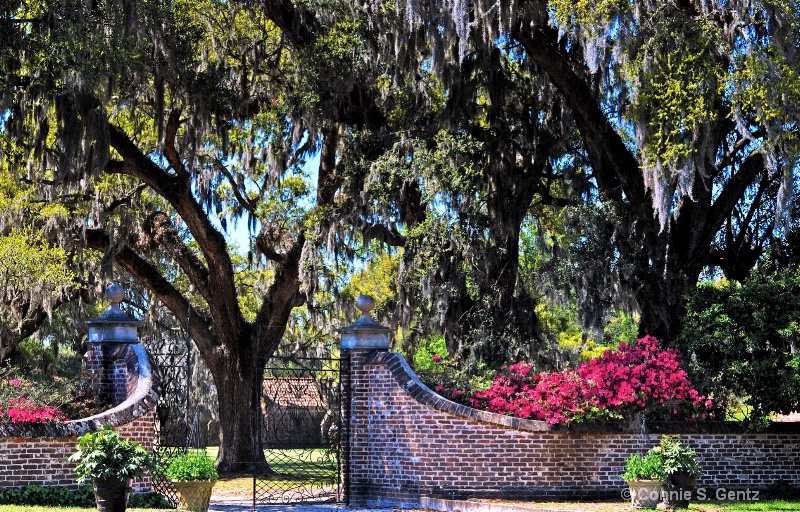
[254,355,343,504]
[144,328,204,507]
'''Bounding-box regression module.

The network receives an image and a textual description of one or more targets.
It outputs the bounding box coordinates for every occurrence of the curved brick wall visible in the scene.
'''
[345,349,800,507]
[0,343,160,491]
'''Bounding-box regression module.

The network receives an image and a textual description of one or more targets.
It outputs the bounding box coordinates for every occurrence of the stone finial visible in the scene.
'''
[105,283,125,311]
[338,294,390,350]
[356,294,375,314]
[86,285,143,343]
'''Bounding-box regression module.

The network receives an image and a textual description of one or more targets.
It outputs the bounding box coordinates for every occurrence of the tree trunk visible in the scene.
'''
[635,216,709,343]
[206,340,268,474]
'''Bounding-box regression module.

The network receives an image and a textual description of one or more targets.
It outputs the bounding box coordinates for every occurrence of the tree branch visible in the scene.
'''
[83,227,218,352]
[164,109,191,183]
[512,22,646,208]
[144,212,212,297]
[706,152,767,245]
[106,124,243,333]
[214,158,258,214]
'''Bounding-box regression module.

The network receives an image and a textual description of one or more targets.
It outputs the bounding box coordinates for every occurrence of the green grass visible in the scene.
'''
[691,500,800,511]
[481,501,800,512]
[182,446,337,496]
[204,446,338,481]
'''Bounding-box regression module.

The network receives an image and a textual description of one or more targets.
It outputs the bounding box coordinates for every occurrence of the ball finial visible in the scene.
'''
[356,295,375,314]
[105,284,125,305]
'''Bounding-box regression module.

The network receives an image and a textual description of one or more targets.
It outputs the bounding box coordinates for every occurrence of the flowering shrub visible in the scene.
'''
[1,397,66,423]
[470,336,713,425]
[0,376,68,423]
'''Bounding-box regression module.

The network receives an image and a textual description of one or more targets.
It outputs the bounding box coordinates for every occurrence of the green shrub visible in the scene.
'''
[0,485,171,508]
[655,434,702,479]
[621,435,702,483]
[165,452,218,481]
[621,451,665,482]
[678,268,800,422]
[0,485,94,507]
[128,491,174,508]
[69,425,151,482]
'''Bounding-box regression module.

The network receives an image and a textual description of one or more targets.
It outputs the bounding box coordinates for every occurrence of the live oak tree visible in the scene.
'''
[377,0,800,341]
[3,0,800,472]
[0,0,385,472]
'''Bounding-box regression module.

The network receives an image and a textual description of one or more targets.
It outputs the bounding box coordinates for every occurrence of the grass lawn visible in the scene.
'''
[204,446,338,490]
[481,501,800,512]
[691,500,800,510]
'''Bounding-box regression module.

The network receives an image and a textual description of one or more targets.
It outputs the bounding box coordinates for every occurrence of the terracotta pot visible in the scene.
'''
[171,480,216,512]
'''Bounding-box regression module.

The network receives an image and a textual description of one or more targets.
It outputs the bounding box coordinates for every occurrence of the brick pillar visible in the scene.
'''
[85,343,131,406]
[338,295,390,506]
[85,285,143,406]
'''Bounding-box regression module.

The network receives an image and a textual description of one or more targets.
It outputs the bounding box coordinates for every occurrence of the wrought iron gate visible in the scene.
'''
[254,355,343,504]
[146,340,203,506]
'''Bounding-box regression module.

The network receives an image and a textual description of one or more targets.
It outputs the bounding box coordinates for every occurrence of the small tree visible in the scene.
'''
[678,268,800,422]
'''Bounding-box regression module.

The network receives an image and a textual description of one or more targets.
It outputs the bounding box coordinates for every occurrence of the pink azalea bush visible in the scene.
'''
[470,335,713,425]
[0,376,67,423]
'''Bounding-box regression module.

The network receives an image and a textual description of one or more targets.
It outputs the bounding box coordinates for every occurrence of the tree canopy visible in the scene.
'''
[2,0,800,467]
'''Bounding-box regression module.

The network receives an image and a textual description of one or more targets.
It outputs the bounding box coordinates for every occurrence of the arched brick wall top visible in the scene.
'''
[348,349,800,507]
[364,350,550,432]
[0,343,160,438]
[363,350,800,435]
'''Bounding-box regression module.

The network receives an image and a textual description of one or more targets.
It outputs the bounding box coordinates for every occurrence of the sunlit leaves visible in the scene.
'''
[0,230,74,324]
[549,0,630,35]
[624,14,724,170]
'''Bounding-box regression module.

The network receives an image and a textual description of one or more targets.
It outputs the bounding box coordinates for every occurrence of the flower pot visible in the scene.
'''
[626,480,664,509]
[92,477,132,512]
[172,480,216,512]
[662,472,697,509]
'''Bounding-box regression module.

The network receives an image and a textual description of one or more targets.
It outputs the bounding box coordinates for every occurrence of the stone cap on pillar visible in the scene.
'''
[86,284,144,344]
[338,295,390,350]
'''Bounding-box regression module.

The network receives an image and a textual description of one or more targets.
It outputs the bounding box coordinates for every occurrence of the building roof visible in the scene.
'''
[262,377,327,408]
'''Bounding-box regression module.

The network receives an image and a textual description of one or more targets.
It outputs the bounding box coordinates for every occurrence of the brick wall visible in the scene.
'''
[346,349,800,507]
[0,343,160,492]
[0,411,155,491]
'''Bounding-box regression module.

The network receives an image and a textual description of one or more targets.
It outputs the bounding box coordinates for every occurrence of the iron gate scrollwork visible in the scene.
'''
[254,355,343,504]
[145,336,205,507]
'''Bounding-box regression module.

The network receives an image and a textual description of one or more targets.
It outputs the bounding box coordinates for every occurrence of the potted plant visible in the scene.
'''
[621,449,665,509]
[621,435,703,510]
[165,451,218,512]
[69,425,151,512]
[653,435,703,509]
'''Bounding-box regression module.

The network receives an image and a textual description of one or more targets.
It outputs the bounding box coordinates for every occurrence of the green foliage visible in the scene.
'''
[601,310,639,346]
[412,335,448,373]
[621,451,665,482]
[654,435,702,480]
[625,14,724,167]
[678,268,800,422]
[0,485,169,508]
[622,435,701,482]
[340,249,400,320]
[164,452,218,482]
[549,0,630,34]
[69,425,151,482]
[413,345,496,406]
[0,485,95,507]
[127,491,173,509]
